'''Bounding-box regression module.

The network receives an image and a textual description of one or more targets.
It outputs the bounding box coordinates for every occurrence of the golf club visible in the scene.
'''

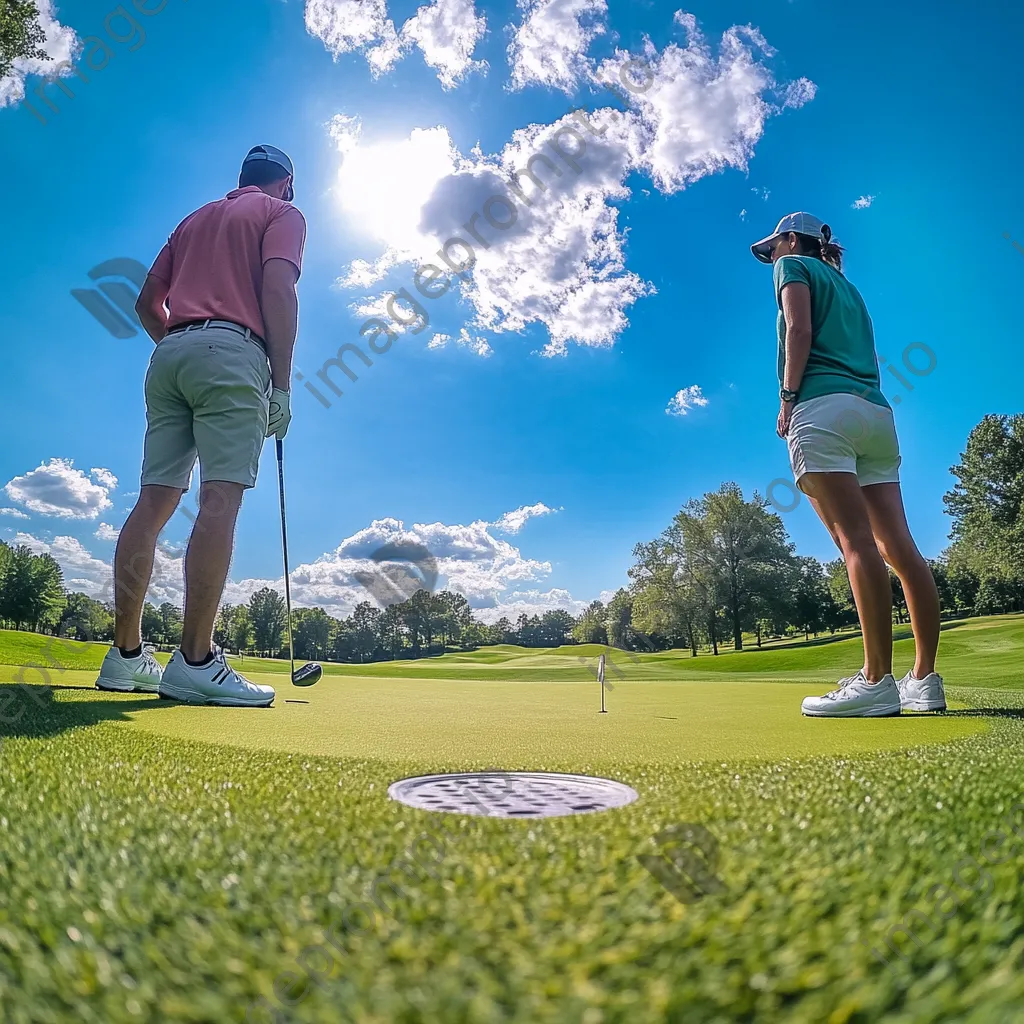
[276,438,323,687]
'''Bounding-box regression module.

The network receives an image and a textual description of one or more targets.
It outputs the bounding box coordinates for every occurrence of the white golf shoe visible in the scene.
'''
[801,671,902,718]
[159,646,275,707]
[95,645,163,693]
[897,671,947,712]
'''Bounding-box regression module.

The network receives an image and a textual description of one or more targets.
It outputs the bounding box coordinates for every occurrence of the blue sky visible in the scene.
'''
[2,0,1023,622]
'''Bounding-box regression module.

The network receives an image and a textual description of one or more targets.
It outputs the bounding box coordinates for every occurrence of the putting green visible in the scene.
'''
[32,670,986,767]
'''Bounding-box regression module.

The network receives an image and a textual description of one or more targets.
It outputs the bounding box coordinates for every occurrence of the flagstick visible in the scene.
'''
[598,653,608,713]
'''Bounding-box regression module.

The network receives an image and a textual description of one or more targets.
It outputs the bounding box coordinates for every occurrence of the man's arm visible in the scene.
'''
[261,257,299,390]
[135,274,170,343]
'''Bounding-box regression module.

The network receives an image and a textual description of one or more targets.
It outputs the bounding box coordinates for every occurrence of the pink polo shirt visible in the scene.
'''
[148,186,306,340]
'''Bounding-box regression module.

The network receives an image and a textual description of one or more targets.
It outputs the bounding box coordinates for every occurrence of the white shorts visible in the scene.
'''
[787,393,901,487]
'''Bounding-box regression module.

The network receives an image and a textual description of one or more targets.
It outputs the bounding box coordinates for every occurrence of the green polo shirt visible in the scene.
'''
[773,255,888,409]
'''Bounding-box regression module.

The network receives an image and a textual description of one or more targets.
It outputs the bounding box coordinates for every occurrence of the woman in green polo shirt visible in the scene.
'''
[750,212,944,718]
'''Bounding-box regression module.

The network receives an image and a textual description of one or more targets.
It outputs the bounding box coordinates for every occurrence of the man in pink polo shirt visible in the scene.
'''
[94,145,306,708]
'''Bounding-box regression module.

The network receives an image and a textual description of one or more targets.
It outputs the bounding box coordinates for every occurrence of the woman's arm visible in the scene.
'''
[780,281,812,392]
[776,281,812,438]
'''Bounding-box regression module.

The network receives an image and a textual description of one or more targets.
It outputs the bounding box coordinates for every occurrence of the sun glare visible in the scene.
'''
[334,127,457,253]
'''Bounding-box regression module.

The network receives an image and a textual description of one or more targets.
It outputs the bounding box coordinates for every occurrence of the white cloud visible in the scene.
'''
[304,0,403,76]
[95,523,120,541]
[90,468,118,489]
[739,208,747,219]
[0,0,78,107]
[4,459,115,519]
[332,14,815,354]
[456,327,492,357]
[16,534,110,596]
[0,508,30,520]
[479,588,587,623]
[852,194,877,209]
[19,510,590,622]
[666,385,709,416]
[403,0,488,89]
[427,333,451,349]
[493,503,558,533]
[507,0,607,94]
[597,19,810,195]
[306,0,487,88]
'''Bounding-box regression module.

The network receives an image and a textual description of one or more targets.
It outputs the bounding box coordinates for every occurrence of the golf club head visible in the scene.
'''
[292,662,322,687]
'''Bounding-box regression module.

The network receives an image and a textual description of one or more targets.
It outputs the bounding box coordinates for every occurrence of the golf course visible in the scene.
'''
[2,617,1022,1023]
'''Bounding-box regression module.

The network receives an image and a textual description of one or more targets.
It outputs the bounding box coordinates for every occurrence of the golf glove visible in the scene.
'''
[267,388,292,440]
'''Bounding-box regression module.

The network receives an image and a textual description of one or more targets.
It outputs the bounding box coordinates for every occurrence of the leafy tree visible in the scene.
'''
[349,601,382,662]
[0,544,36,629]
[377,605,405,660]
[58,592,113,641]
[943,414,1024,611]
[630,540,705,655]
[0,1,50,80]
[159,603,183,647]
[29,553,64,632]
[488,617,516,645]
[248,588,286,657]
[460,619,486,650]
[540,609,575,647]
[214,604,234,648]
[824,558,856,628]
[328,617,353,661]
[604,589,633,649]
[944,561,979,615]
[890,569,907,625]
[436,591,472,650]
[928,559,955,616]
[229,605,253,654]
[790,558,831,639]
[141,602,163,643]
[572,600,607,644]
[398,591,428,657]
[514,613,541,647]
[293,607,332,661]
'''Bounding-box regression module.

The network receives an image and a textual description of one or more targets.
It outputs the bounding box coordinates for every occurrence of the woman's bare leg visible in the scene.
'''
[862,482,940,678]
[800,472,893,680]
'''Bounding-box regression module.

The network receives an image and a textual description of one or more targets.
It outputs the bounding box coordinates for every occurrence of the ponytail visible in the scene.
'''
[795,226,845,273]
[819,223,845,272]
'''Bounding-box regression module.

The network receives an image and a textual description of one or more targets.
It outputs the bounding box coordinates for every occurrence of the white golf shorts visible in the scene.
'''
[788,392,901,487]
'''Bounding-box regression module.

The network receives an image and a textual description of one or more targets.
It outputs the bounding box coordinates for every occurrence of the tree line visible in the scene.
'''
[1,413,1019,660]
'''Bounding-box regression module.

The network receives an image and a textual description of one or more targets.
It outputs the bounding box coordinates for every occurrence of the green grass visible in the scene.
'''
[1,620,1023,1022]
[7,613,1024,686]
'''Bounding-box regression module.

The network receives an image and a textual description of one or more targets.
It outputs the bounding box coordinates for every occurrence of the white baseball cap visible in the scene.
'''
[750,212,831,264]
[241,145,295,202]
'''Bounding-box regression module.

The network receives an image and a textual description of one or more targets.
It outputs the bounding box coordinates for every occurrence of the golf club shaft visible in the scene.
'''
[276,438,295,677]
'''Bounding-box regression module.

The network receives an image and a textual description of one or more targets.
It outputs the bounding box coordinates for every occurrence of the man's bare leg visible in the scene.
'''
[180,480,245,662]
[113,485,184,650]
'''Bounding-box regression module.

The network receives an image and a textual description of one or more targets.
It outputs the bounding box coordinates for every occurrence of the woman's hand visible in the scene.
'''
[777,400,794,438]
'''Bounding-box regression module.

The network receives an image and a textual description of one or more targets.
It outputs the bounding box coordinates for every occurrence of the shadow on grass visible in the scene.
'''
[938,707,1024,720]
[0,681,270,745]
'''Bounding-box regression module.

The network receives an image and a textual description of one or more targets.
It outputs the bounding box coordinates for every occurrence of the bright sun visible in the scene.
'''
[334,127,457,253]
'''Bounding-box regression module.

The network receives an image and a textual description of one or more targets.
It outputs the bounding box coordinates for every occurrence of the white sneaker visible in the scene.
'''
[96,645,163,693]
[897,671,946,712]
[159,646,275,707]
[801,671,902,718]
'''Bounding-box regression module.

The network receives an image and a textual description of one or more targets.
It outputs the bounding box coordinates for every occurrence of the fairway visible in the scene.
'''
[2,618,1024,1022]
